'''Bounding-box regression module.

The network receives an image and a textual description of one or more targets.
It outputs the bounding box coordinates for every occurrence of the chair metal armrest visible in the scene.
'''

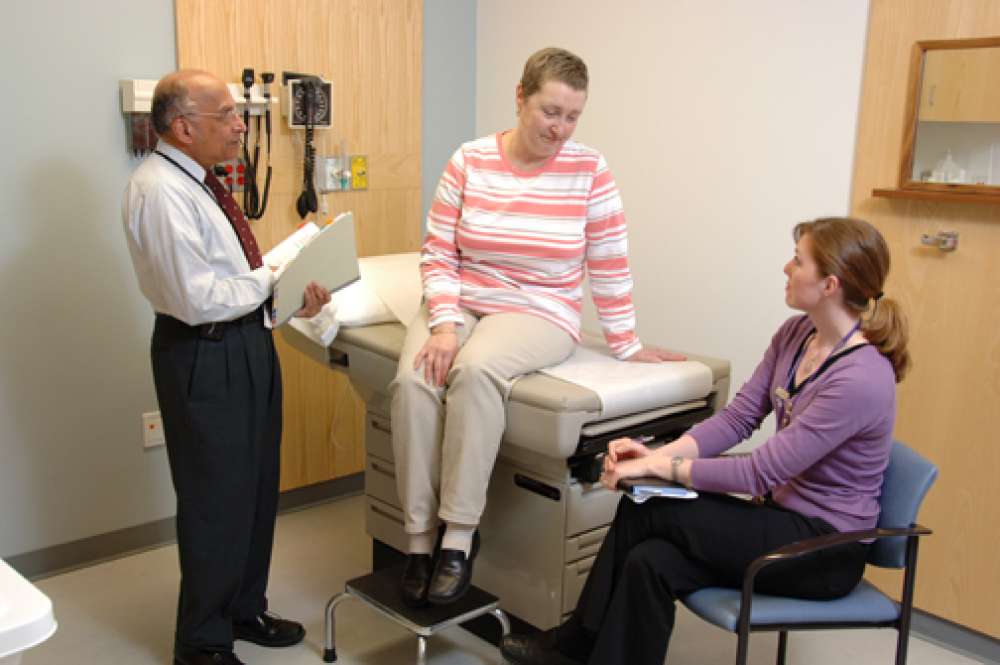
[748,524,933,577]
[734,523,932,635]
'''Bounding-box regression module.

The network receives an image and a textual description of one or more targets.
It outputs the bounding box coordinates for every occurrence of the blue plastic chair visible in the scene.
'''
[682,441,937,665]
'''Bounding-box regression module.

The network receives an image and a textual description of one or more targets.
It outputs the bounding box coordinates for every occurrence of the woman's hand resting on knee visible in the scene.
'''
[414,323,460,386]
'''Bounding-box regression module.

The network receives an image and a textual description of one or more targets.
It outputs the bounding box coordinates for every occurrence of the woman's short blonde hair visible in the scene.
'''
[519,47,588,98]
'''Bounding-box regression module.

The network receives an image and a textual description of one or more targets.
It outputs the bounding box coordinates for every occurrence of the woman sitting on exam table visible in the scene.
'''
[391,47,682,608]
[501,217,911,665]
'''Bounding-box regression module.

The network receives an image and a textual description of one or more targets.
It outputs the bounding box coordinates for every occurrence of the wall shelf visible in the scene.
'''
[872,187,1000,205]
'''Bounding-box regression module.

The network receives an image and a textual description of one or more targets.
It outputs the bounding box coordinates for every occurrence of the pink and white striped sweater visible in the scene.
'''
[422,132,641,359]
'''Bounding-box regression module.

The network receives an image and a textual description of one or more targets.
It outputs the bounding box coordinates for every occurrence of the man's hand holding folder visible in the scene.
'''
[265,212,360,326]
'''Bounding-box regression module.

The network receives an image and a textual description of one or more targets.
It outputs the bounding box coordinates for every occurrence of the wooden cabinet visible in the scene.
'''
[918,47,1000,122]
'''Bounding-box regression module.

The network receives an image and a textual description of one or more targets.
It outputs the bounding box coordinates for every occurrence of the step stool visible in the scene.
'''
[323,564,510,663]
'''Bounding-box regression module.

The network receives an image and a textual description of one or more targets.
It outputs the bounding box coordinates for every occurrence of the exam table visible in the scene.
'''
[281,317,730,631]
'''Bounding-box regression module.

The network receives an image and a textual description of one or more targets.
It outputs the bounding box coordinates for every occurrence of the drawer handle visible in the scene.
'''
[369,461,395,478]
[576,530,607,549]
[514,474,561,501]
[369,504,403,525]
[370,419,392,435]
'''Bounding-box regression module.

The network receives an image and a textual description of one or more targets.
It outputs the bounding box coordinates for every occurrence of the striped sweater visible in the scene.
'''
[422,132,641,359]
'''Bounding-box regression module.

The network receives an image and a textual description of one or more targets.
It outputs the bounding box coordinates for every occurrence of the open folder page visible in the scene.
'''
[267,212,360,326]
[618,477,698,503]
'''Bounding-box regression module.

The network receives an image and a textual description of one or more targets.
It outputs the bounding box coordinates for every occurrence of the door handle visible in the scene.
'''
[920,230,958,252]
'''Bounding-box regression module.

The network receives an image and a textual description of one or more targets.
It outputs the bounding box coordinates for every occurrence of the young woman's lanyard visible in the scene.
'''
[775,320,862,428]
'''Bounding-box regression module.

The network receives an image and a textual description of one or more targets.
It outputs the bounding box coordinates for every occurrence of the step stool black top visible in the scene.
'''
[345,564,500,632]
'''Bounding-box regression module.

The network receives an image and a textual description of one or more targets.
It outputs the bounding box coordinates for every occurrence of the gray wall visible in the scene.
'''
[422,0,477,220]
[0,1,178,559]
[0,1,478,561]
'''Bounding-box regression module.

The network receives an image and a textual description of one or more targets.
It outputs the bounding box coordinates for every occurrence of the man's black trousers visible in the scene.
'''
[152,313,282,653]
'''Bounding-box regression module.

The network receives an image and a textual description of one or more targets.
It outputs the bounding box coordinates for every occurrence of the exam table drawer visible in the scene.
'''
[366,497,407,554]
[566,481,619,537]
[565,525,608,563]
[365,413,394,463]
[562,554,596,615]
[365,456,401,508]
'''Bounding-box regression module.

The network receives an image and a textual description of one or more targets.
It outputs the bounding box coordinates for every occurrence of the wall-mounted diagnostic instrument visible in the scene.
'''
[283,75,332,129]
[241,68,273,220]
[282,72,332,218]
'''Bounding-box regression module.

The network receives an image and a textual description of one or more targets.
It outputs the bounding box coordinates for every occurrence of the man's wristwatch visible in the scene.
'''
[670,456,684,483]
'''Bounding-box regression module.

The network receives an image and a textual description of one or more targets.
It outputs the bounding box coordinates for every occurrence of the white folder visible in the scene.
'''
[271,212,360,326]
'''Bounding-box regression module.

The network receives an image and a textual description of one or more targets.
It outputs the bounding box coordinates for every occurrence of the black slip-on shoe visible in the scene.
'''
[233,612,305,648]
[174,649,245,665]
[426,530,480,604]
[500,631,584,665]
[401,552,434,608]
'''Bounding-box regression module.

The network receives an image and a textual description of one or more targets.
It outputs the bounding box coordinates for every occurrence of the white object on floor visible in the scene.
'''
[0,560,57,664]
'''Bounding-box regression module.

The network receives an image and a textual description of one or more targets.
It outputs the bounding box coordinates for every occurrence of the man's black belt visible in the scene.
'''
[156,308,265,340]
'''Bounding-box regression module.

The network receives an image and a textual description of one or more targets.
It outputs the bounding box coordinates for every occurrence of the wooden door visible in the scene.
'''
[852,0,1000,637]
[175,0,423,491]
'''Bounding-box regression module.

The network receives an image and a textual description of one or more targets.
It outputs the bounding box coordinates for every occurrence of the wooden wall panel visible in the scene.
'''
[852,0,1000,637]
[175,0,422,490]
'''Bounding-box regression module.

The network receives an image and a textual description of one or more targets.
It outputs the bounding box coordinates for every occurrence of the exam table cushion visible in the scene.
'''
[335,323,728,415]
[336,324,603,412]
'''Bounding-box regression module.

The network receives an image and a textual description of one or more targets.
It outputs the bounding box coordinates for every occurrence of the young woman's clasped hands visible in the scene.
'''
[600,434,697,490]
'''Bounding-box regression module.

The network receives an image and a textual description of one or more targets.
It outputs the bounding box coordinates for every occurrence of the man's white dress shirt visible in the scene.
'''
[123,141,274,326]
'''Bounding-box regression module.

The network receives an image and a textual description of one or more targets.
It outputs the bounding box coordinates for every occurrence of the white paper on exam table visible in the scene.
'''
[269,212,360,327]
[540,342,713,419]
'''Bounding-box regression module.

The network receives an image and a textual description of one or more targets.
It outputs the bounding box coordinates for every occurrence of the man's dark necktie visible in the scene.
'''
[203,171,264,269]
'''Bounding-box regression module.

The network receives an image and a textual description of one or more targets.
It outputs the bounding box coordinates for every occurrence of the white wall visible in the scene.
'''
[0,1,178,558]
[423,0,477,219]
[477,0,869,445]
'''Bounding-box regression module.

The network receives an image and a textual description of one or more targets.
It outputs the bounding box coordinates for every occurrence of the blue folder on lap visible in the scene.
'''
[618,477,699,502]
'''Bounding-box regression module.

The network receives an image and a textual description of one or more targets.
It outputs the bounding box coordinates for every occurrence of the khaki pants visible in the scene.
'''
[390,305,574,534]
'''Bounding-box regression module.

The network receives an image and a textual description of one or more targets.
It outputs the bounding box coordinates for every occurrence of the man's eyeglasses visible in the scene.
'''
[181,108,242,123]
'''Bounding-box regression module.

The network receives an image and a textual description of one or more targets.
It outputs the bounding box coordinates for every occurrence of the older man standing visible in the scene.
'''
[123,70,328,665]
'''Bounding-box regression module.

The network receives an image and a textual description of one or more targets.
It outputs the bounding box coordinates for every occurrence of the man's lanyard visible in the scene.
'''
[154,150,230,221]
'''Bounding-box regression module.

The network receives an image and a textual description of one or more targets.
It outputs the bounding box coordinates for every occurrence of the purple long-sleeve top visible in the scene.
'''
[687,315,896,533]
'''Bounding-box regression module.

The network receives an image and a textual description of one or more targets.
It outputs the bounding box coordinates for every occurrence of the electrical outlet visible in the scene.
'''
[142,411,165,449]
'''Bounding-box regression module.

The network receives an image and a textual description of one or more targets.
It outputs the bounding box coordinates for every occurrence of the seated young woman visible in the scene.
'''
[501,216,911,665]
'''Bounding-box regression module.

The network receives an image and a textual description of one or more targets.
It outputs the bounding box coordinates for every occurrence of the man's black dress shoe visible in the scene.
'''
[500,631,583,665]
[401,552,434,608]
[427,530,480,604]
[233,612,305,647]
[173,649,245,665]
